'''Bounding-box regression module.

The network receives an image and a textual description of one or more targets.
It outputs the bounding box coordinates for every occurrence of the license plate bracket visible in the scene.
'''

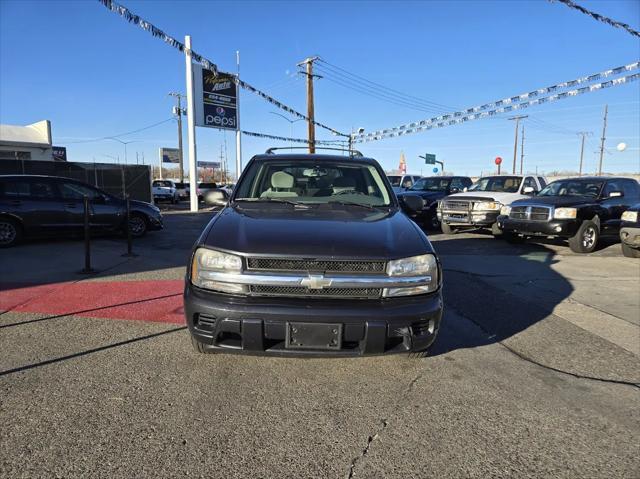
[285,322,342,350]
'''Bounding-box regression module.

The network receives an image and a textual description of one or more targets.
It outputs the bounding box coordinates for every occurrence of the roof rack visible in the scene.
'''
[264,146,363,157]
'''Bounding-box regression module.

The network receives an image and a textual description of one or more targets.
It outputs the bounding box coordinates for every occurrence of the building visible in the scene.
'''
[0,120,61,161]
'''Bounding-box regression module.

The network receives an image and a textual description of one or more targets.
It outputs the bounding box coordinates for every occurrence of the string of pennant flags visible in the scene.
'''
[352,67,640,143]
[241,130,342,145]
[96,0,348,138]
[552,0,640,38]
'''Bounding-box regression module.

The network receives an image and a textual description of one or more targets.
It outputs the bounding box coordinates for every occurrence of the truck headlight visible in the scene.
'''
[554,207,577,219]
[500,205,511,216]
[191,248,247,294]
[473,201,501,211]
[621,210,638,222]
[384,254,438,297]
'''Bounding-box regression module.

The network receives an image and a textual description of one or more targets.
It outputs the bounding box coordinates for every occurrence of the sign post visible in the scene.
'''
[185,35,199,212]
[495,156,503,175]
[235,50,242,183]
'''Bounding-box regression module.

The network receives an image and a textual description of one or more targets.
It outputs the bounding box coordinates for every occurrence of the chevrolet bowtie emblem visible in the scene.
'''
[300,274,332,290]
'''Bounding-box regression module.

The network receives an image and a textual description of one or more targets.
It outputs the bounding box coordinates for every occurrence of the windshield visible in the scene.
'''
[538,179,604,197]
[153,180,173,187]
[410,177,451,192]
[469,176,521,193]
[387,175,402,187]
[234,160,392,207]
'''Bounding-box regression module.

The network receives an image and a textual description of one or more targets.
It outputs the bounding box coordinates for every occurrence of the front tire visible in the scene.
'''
[128,213,148,238]
[190,335,217,354]
[503,232,525,244]
[568,220,599,254]
[427,214,440,230]
[621,242,640,258]
[491,222,503,237]
[441,222,457,235]
[0,217,22,248]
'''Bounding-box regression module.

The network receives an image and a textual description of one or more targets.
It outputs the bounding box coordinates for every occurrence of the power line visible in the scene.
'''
[64,118,175,144]
[316,59,456,112]
[551,0,640,38]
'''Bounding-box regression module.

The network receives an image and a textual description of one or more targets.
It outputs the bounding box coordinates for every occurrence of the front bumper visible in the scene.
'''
[498,216,580,238]
[437,209,499,227]
[148,213,164,231]
[184,283,443,356]
[620,226,640,248]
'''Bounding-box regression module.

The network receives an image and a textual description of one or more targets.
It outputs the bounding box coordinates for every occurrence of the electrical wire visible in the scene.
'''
[64,118,175,144]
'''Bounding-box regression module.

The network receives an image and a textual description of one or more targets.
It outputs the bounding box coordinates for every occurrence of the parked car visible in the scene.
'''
[497,177,640,254]
[184,151,442,356]
[387,174,422,194]
[437,175,546,235]
[173,181,188,200]
[620,203,640,258]
[197,182,218,201]
[398,176,473,229]
[0,175,163,247]
[152,179,179,204]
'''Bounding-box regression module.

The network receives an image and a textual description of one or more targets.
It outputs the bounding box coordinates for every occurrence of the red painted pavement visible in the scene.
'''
[0,280,185,324]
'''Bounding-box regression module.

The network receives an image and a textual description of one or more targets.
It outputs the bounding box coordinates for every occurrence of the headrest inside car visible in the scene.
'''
[271,171,294,189]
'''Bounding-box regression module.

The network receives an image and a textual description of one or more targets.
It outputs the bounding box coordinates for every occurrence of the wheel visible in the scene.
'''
[190,335,217,354]
[407,349,430,359]
[490,222,503,237]
[0,217,22,248]
[503,232,525,244]
[427,214,440,230]
[621,242,640,258]
[568,220,599,254]
[128,213,148,238]
[441,222,457,235]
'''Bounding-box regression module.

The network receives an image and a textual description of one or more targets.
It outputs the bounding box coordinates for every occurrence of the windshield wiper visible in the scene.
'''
[327,200,380,210]
[234,198,309,207]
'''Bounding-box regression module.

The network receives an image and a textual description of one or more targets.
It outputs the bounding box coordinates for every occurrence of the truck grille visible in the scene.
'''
[246,258,386,273]
[249,285,382,299]
[442,200,470,211]
[510,206,551,221]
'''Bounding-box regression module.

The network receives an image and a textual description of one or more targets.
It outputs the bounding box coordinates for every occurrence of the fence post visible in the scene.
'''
[122,194,137,257]
[78,196,96,274]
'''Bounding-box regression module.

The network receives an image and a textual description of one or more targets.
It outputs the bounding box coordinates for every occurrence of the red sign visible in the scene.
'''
[494,157,502,165]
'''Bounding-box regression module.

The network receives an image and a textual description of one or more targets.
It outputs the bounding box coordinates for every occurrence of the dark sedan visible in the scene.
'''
[0,175,163,247]
[397,176,472,229]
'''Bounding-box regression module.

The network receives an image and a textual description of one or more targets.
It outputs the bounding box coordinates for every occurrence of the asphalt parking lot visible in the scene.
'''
[1,210,639,478]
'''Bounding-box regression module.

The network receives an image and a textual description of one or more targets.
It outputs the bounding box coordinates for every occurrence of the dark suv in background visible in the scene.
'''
[498,176,640,253]
[0,175,163,247]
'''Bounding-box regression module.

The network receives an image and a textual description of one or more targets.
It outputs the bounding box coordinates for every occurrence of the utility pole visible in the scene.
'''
[597,105,608,176]
[519,124,525,175]
[168,92,185,183]
[577,131,592,176]
[297,56,320,153]
[508,115,528,174]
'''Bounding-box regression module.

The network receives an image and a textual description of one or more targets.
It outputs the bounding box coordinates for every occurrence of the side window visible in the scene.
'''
[603,181,622,198]
[0,180,30,198]
[60,182,101,200]
[28,181,56,199]
[522,177,538,192]
[621,180,640,199]
[402,176,413,188]
[450,178,465,189]
[538,177,547,188]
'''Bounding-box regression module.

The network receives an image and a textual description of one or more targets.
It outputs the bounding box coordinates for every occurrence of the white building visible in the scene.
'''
[0,120,54,161]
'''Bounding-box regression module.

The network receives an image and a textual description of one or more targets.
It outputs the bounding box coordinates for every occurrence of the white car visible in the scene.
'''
[387,174,422,195]
[437,175,547,235]
[152,179,179,204]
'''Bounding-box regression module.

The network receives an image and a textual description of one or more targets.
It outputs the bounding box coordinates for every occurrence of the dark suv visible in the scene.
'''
[498,176,640,253]
[0,175,163,247]
[184,151,443,356]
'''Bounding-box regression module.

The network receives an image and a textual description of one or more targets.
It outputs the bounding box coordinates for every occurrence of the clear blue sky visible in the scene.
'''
[1,0,639,177]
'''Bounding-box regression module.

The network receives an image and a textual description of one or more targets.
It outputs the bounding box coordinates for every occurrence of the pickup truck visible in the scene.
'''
[437,175,547,235]
[184,150,443,356]
[498,177,640,254]
[152,180,179,204]
[620,203,640,258]
[387,174,422,195]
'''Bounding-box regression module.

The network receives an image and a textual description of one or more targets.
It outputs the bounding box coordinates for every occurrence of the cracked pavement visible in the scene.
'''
[1,214,639,478]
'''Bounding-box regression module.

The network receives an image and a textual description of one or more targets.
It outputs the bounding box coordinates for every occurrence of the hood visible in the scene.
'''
[511,195,598,208]
[446,191,527,204]
[130,199,159,212]
[397,190,446,204]
[202,204,431,259]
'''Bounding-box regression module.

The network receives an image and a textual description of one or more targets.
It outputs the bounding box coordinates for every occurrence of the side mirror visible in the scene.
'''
[463,187,468,192]
[450,187,460,194]
[204,189,228,206]
[523,186,535,195]
[608,191,623,198]
[400,195,424,213]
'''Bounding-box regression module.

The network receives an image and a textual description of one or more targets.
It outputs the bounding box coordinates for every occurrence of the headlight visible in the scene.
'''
[622,210,638,222]
[384,254,438,297]
[554,207,577,219]
[500,205,511,216]
[191,248,247,294]
[473,201,501,211]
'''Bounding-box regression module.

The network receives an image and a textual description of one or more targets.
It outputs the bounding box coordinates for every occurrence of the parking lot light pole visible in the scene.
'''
[106,137,137,165]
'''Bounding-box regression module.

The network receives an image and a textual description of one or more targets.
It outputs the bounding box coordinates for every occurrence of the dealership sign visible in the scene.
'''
[160,147,180,163]
[52,146,67,162]
[194,66,237,131]
[198,161,221,168]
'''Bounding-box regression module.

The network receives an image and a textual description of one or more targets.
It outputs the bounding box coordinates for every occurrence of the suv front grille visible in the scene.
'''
[246,258,386,273]
[510,206,551,221]
[249,285,382,299]
[442,200,470,211]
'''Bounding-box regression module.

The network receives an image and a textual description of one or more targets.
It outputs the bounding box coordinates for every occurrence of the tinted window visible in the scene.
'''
[0,180,29,197]
[522,177,539,192]
[603,181,622,197]
[401,177,413,188]
[410,177,451,191]
[199,183,217,189]
[539,179,603,197]
[469,176,522,193]
[621,180,640,198]
[450,178,466,190]
[387,176,401,187]
[60,182,101,200]
[28,181,56,199]
[153,180,174,187]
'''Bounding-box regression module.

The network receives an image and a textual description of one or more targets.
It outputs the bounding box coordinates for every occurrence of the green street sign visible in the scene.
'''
[423,153,436,165]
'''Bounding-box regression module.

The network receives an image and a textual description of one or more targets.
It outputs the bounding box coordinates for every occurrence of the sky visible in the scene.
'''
[1,0,639,178]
